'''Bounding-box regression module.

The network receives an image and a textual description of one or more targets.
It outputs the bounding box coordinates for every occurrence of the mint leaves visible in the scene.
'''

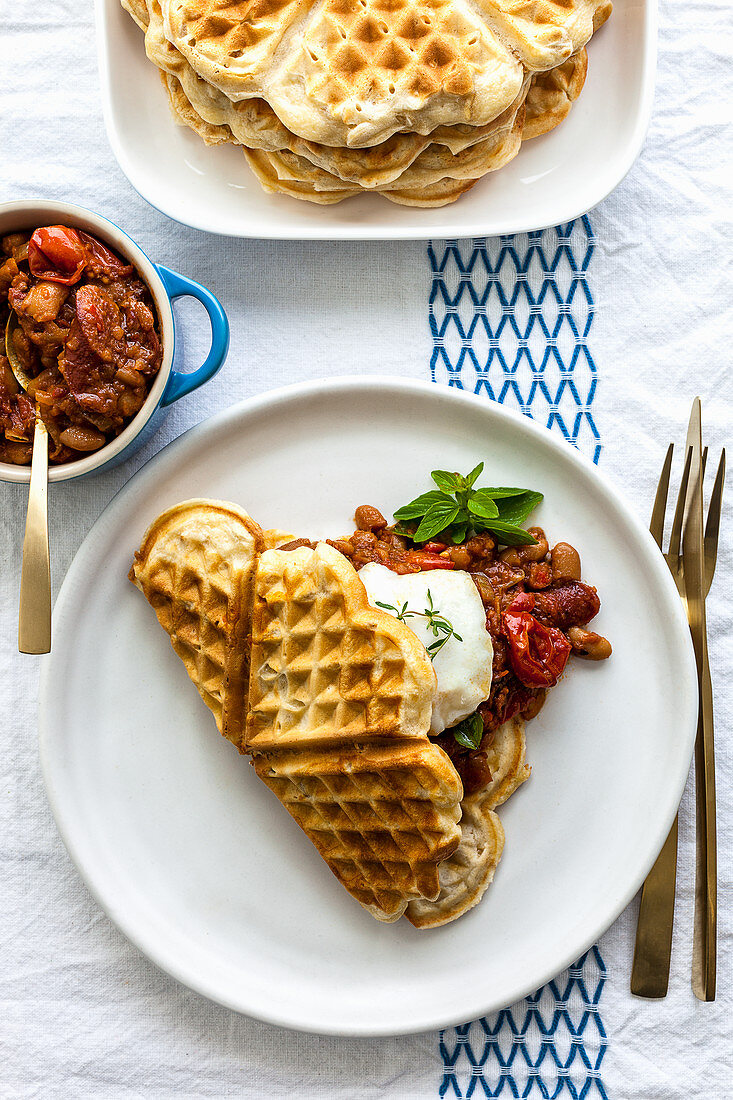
[394,463,542,546]
[451,712,484,751]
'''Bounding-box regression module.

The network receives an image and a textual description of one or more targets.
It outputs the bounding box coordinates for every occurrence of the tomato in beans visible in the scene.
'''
[0,226,162,465]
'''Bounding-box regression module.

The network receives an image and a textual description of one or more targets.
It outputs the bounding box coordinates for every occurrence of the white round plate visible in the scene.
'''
[40,378,696,1036]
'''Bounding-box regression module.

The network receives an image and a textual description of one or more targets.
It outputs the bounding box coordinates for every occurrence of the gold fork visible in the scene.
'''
[630,420,725,998]
[685,405,723,1002]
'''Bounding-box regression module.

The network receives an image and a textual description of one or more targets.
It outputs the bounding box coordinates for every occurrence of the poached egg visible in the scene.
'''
[359,563,493,734]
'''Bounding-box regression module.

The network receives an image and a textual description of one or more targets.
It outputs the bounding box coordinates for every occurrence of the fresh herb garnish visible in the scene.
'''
[376,599,411,623]
[376,588,462,660]
[421,589,463,658]
[393,463,542,546]
[451,712,484,751]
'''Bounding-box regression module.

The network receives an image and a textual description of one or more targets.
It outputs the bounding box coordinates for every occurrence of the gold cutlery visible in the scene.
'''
[631,400,724,998]
[684,401,723,1001]
[6,316,52,654]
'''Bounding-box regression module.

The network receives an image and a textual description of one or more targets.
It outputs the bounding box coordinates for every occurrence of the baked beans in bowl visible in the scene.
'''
[0,200,229,483]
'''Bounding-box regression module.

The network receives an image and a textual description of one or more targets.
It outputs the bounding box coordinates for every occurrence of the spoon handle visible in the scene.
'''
[19,416,51,654]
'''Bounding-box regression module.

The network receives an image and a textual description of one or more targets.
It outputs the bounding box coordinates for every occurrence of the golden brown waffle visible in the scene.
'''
[164,70,527,197]
[261,528,296,550]
[246,542,466,921]
[129,499,263,749]
[163,68,524,182]
[128,496,539,925]
[291,99,522,184]
[121,0,150,29]
[386,107,523,189]
[405,717,529,927]
[162,0,307,101]
[472,0,600,69]
[254,740,463,920]
[266,0,525,147]
[251,99,523,190]
[152,0,530,175]
[163,71,235,144]
[246,543,437,752]
[383,175,480,207]
[243,150,362,202]
[406,787,504,927]
[241,149,496,206]
[161,0,524,147]
[482,716,532,809]
[126,0,610,206]
[161,49,587,205]
[524,49,587,141]
[157,0,610,149]
[287,130,433,188]
[239,104,521,205]
[144,0,293,150]
[244,148,361,195]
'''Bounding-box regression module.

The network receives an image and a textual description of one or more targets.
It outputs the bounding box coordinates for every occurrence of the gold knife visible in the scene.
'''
[682,397,717,1001]
[630,444,679,998]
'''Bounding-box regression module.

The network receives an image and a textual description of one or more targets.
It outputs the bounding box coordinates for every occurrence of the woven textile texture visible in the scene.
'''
[429,220,600,463]
[429,223,606,1098]
[439,950,607,1099]
[2,5,732,1095]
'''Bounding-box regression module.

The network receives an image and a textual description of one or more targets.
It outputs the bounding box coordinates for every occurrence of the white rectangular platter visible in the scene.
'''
[96,0,656,240]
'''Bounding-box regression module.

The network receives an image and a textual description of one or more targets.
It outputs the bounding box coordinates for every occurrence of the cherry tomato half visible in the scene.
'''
[76,231,133,279]
[502,592,571,688]
[28,226,88,285]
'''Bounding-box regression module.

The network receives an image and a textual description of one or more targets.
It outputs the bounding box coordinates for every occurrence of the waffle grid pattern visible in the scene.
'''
[305,0,486,107]
[255,745,459,911]
[248,546,461,920]
[248,548,430,747]
[428,217,601,464]
[140,541,233,726]
[428,219,606,1095]
[254,598,404,736]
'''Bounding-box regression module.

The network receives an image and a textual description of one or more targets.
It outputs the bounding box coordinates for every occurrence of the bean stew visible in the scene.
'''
[281,502,611,797]
[0,225,162,465]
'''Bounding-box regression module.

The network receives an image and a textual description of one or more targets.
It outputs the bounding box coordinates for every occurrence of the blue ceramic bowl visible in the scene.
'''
[0,200,229,483]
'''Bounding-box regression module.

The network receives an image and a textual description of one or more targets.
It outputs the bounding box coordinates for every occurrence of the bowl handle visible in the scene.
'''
[156,265,230,408]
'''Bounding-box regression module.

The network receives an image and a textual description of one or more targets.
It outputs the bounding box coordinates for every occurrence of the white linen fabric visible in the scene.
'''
[0,2,731,1097]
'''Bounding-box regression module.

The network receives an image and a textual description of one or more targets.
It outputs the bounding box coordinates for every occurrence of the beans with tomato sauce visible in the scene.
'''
[0,226,162,465]
[331,511,610,792]
[276,507,610,795]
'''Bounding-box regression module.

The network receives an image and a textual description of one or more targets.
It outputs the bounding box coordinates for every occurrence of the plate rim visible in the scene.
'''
[39,377,696,1035]
[94,0,658,241]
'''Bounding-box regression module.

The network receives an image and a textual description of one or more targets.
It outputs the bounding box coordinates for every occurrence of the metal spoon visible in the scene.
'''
[5,316,51,653]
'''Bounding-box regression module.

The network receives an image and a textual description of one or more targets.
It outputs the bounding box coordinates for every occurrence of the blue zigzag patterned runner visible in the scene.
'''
[428,217,601,465]
[427,219,607,1098]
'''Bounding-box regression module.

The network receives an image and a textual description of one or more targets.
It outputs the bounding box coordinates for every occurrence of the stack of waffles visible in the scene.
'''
[120,0,611,207]
[130,500,532,926]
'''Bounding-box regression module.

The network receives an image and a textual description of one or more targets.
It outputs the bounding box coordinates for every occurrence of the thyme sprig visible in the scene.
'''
[376,588,463,660]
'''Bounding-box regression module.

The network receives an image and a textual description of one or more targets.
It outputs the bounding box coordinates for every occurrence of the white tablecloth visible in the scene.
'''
[1,2,731,1096]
